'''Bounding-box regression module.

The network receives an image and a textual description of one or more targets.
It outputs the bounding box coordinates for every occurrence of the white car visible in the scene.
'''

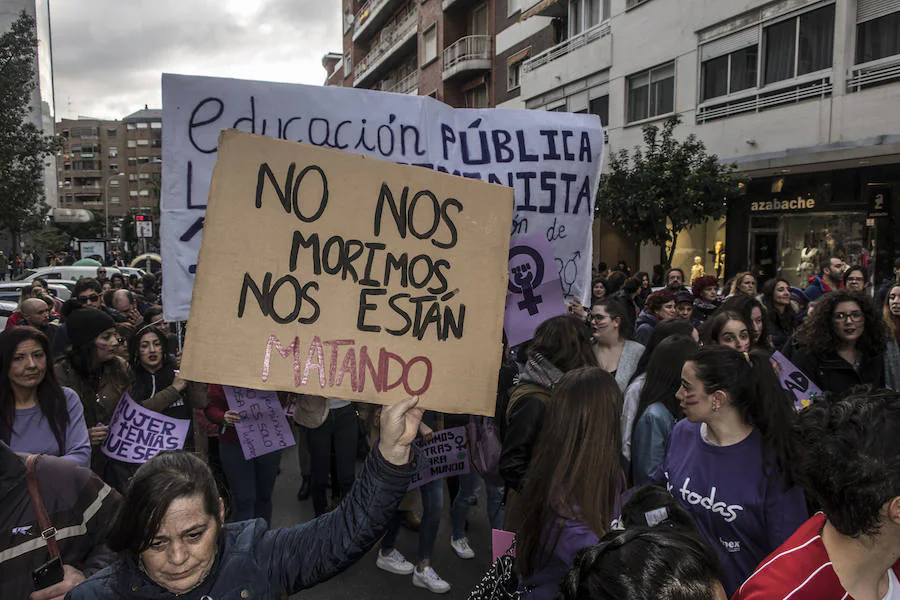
[118,267,147,278]
[0,300,17,329]
[0,282,72,303]
[18,266,122,283]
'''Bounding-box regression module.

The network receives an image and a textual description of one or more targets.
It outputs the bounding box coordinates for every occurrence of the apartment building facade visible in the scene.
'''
[56,107,162,228]
[510,0,900,286]
[325,0,508,108]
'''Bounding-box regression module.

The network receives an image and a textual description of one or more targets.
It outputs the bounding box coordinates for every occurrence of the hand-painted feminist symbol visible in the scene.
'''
[508,245,545,316]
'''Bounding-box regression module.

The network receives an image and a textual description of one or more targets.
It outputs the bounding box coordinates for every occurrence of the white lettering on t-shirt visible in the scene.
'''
[672,476,744,523]
[719,537,742,553]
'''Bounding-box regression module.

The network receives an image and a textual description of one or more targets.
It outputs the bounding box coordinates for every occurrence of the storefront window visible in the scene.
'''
[752,213,867,288]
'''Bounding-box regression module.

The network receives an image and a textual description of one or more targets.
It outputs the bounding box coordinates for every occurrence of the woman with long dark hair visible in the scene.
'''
[500,315,598,531]
[720,295,772,351]
[883,285,900,391]
[104,326,207,491]
[635,271,651,308]
[516,367,623,599]
[761,278,798,350]
[589,298,643,392]
[0,326,90,466]
[701,310,751,354]
[629,336,698,485]
[54,307,131,473]
[659,346,807,595]
[792,291,886,395]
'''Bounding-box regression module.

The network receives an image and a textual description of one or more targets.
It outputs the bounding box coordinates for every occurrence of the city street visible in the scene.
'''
[268,447,494,600]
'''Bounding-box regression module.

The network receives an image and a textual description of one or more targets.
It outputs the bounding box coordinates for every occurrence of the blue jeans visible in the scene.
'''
[451,472,505,538]
[219,441,282,524]
[382,479,444,563]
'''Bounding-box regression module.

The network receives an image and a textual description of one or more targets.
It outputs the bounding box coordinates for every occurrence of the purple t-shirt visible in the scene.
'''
[9,387,91,468]
[660,420,807,596]
[521,518,599,600]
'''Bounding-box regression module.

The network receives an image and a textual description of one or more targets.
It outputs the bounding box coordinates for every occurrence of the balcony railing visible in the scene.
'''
[443,35,492,72]
[523,21,610,73]
[385,71,418,95]
[355,8,417,85]
[697,74,832,123]
[848,54,900,92]
[354,0,403,40]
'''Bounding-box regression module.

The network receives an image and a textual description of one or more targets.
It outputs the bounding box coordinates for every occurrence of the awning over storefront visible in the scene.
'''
[520,0,566,21]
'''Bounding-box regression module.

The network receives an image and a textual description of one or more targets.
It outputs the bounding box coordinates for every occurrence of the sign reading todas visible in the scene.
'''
[101,393,190,463]
[179,131,513,415]
[222,386,295,460]
[771,351,823,409]
[161,74,604,323]
[504,232,566,347]
[408,426,469,490]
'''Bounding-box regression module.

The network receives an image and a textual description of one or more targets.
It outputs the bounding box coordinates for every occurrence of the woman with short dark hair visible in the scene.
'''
[633,289,677,345]
[0,326,90,467]
[67,397,424,599]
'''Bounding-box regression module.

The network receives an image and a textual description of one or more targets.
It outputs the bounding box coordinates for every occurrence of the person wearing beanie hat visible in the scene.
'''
[54,307,132,478]
[691,275,721,327]
[674,290,694,320]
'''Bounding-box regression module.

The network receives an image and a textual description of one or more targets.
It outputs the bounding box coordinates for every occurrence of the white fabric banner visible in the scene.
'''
[161,73,603,322]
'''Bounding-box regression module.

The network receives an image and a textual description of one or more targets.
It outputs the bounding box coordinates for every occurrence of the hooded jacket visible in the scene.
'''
[68,447,414,600]
[0,442,120,599]
[633,311,659,346]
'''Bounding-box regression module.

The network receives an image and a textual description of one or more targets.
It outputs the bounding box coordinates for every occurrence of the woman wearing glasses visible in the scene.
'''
[54,307,131,476]
[589,298,644,392]
[791,291,886,396]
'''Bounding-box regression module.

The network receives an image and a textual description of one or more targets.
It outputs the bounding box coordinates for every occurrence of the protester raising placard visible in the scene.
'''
[101,392,190,463]
[161,74,604,323]
[179,130,513,415]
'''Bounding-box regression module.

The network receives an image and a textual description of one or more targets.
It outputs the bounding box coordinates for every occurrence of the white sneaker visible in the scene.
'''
[413,566,451,594]
[450,536,475,559]
[376,548,415,575]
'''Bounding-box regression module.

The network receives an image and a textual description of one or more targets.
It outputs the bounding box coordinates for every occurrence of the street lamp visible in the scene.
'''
[105,172,125,240]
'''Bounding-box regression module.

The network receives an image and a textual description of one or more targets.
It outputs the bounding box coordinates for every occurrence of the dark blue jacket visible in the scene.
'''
[67,447,413,599]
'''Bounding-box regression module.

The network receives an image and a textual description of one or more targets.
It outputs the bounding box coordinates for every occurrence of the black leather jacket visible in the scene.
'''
[499,384,549,492]
[68,447,414,599]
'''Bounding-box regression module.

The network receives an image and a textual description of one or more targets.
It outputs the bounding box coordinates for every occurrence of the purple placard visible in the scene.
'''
[101,392,190,464]
[223,386,296,459]
[771,351,823,409]
[504,233,567,347]
[408,426,469,490]
[492,529,516,562]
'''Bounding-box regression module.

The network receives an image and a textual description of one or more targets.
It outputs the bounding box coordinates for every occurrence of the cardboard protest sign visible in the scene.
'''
[101,392,190,463]
[161,74,604,323]
[504,232,567,346]
[179,131,513,415]
[771,351,823,409]
[409,426,469,490]
[223,386,295,459]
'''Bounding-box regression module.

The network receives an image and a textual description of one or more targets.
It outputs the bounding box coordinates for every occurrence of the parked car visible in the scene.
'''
[18,266,121,283]
[0,300,17,329]
[0,282,72,302]
[118,267,146,278]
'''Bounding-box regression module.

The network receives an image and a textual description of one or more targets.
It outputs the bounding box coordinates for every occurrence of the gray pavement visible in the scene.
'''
[267,447,494,599]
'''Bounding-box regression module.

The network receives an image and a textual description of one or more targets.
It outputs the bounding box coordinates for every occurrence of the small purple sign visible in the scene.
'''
[771,351,823,409]
[223,386,296,459]
[504,233,567,347]
[408,426,469,490]
[101,392,190,463]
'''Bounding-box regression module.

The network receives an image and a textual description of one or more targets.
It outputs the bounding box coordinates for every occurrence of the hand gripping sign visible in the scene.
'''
[771,351,823,409]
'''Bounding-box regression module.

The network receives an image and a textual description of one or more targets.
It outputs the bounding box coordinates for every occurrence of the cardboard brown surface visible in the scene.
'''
[180,130,513,416]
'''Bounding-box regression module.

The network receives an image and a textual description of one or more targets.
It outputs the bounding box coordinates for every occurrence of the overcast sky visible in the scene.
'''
[50,0,342,121]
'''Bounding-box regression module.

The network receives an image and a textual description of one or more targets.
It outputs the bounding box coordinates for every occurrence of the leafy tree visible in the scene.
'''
[0,12,62,249]
[595,115,744,268]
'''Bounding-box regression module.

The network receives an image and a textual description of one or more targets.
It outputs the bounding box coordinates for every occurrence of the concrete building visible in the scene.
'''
[326,0,504,108]
[1,0,58,208]
[57,107,161,230]
[513,0,900,286]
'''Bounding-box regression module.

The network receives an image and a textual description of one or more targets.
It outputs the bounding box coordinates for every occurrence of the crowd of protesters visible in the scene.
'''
[7,254,900,600]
